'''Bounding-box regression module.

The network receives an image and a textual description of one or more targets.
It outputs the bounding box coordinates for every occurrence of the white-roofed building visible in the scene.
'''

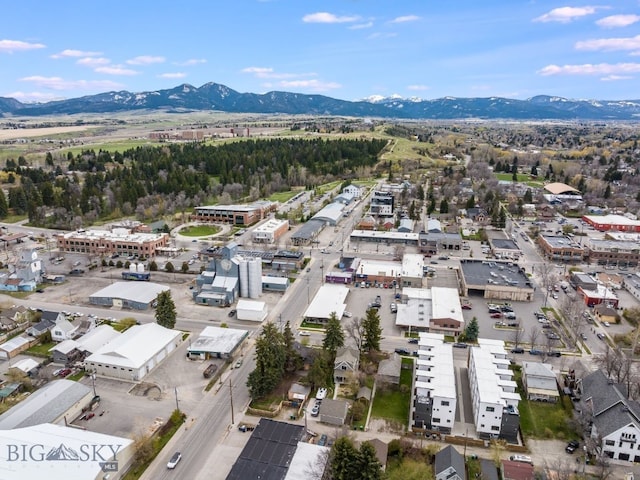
[401,254,424,287]
[355,258,402,285]
[468,339,520,443]
[9,358,40,376]
[427,219,442,233]
[284,442,330,480]
[396,287,465,335]
[0,379,93,429]
[350,230,419,246]
[56,227,168,256]
[303,284,349,324]
[236,299,268,322]
[342,184,364,198]
[252,219,289,244]
[84,323,183,381]
[0,423,134,480]
[50,317,78,342]
[312,202,345,225]
[89,281,170,310]
[0,335,32,360]
[412,333,457,434]
[522,361,559,402]
[187,326,248,360]
[50,324,121,364]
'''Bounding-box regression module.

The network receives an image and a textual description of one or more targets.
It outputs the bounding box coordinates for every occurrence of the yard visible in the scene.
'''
[267,190,299,203]
[26,341,55,357]
[370,358,413,425]
[179,225,221,237]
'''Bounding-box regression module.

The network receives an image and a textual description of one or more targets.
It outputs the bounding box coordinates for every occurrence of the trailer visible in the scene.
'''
[121,271,151,281]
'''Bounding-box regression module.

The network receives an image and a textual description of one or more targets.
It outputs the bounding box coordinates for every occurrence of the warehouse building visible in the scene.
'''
[312,202,345,226]
[187,326,249,360]
[303,284,349,323]
[236,299,268,322]
[84,323,183,381]
[459,259,534,302]
[89,281,170,310]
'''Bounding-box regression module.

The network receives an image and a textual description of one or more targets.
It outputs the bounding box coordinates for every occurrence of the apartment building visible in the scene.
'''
[412,333,456,434]
[468,339,520,443]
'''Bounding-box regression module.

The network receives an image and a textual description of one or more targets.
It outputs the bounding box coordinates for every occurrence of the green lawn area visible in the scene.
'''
[26,342,55,357]
[519,395,576,439]
[316,181,342,195]
[300,321,326,330]
[371,358,413,424]
[494,173,545,188]
[179,225,221,237]
[267,190,299,202]
[67,371,86,381]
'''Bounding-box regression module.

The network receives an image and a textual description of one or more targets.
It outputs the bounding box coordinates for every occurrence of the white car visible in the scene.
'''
[167,451,182,469]
[316,388,328,400]
[342,311,352,318]
[603,321,611,327]
[299,331,311,336]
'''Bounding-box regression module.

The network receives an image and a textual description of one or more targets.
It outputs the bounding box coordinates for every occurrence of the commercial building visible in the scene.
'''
[354,258,402,285]
[418,231,462,255]
[459,259,534,302]
[312,202,345,226]
[303,284,349,323]
[370,191,394,217]
[538,235,585,262]
[84,323,183,381]
[56,228,169,257]
[581,369,640,463]
[236,299,268,322]
[586,238,640,267]
[49,324,121,365]
[350,230,419,246]
[570,272,597,291]
[401,254,424,287]
[252,219,289,244]
[89,281,170,310]
[582,214,640,233]
[412,333,456,434]
[489,238,522,260]
[395,287,465,335]
[578,284,619,308]
[290,219,325,246]
[187,326,248,360]
[192,201,277,225]
[468,339,520,443]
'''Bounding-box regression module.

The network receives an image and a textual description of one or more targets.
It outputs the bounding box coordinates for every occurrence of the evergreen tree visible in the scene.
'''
[330,437,360,480]
[604,184,611,199]
[283,321,302,373]
[439,198,449,214]
[416,184,424,201]
[165,262,175,273]
[362,308,382,352]
[465,195,475,209]
[247,323,286,399]
[0,190,8,219]
[155,291,177,329]
[523,189,533,203]
[323,312,345,356]
[357,441,383,480]
[307,350,333,390]
[464,316,479,342]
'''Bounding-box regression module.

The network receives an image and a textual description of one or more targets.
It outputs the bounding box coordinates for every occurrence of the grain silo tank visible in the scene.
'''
[239,258,249,298]
[247,258,262,298]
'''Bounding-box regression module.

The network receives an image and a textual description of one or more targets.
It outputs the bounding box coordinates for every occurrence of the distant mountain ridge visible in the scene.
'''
[1,83,640,120]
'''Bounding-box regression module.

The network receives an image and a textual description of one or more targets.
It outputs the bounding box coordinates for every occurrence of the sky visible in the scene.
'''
[1,1,640,103]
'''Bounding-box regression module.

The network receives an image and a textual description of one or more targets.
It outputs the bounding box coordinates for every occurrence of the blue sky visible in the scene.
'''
[1,1,640,103]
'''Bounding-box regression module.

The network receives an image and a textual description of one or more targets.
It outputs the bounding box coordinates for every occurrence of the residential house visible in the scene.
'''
[435,445,466,480]
[9,358,40,377]
[377,353,401,385]
[49,339,82,365]
[480,459,499,480]
[319,399,349,426]
[0,336,34,360]
[363,439,388,471]
[594,304,619,324]
[334,347,359,385]
[51,318,79,342]
[581,369,640,462]
[501,460,534,480]
[522,361,559,403]
[26,318,55,337]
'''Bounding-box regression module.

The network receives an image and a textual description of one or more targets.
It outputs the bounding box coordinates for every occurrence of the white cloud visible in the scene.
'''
[126,55,165,65]
[596,14,640,28]
[242,66,274,76]
[533,6,599,23]
[242,67,315,79]
[158,72,187,79]
[50,49,101,59]
[19,76,124,91]
[302,12,360,24]
[94,65,139,76]
[538,62,640,76]
[407,84,430,91]
[349,21,373,30]
[5,91,65,102]
[0,39,46,53]
[276,79,341,91]
[76,57,110,67]
[600,74,633,81]
[389,15,420,24]
[367,32,397,40]
[576,34,640,51]
[175,58,207,66]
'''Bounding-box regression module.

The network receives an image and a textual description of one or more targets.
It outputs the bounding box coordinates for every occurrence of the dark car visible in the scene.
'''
[566,440,580,454]
[529,349,542,355]
[510,347,525,354]
[394,348,410,356]
[490,312,503,318]
[318,434,328,447]
[461,304,472,310]
[408,338,419,344]
[548,351,562,357]
[228,309,237,317]
[453,342,468,348]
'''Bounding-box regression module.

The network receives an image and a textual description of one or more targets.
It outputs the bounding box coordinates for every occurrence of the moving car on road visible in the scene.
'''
[167,452,182,469]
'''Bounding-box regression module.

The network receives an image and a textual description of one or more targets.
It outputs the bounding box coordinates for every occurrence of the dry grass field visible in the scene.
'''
[0,125,97,141]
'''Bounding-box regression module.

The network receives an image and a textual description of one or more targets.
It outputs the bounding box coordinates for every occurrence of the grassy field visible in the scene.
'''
[179,225,221,237]
[519,395,576,439]
[268,190,299,202]
[371,358,413,424]
[495,173,545,187]
[316,181,342,195]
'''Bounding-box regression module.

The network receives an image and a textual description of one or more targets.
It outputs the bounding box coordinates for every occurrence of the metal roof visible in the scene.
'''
[188,326,248,355]
[90,281,169,304]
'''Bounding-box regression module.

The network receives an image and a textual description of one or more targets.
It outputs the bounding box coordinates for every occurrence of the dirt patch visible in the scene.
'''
[129,382,164,400]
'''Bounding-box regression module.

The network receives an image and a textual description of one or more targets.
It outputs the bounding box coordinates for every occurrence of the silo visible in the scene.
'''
[137,263,145,273]
[248,258,262,299]
[129,263,137,272]
[238,258,249,298]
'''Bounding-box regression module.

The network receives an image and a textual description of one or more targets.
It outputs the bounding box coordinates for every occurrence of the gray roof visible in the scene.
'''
[291,219,325,241]
[377,353,401,378]
[523,362,558,391]
[0,380,92,429]
[334,347,359,368]
[460,259,533,290]
[357,386,372,400]
[40,311,61,322]
[320,399,349,421]
[480,459,499,480]
[490,238,520,250]
[90,281,169,304]
[435,445,466,480]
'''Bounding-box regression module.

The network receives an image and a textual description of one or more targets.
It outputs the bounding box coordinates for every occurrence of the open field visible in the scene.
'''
[0,125,98,141]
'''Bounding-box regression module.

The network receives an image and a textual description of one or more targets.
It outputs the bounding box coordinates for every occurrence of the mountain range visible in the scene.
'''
[1,82,640,120]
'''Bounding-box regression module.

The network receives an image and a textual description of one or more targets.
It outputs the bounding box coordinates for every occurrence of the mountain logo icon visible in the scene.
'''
[46,444,80,461]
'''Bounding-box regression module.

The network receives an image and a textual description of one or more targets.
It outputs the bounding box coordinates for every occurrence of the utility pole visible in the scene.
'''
[174,387,179,412]
[91,373,97,397]
[229,378,235,424]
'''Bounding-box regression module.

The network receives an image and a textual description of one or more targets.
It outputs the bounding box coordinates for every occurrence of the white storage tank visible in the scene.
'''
[247,258,262,299]
[129,263,137,272]
[238,258,249,298]
[137,263,145,273]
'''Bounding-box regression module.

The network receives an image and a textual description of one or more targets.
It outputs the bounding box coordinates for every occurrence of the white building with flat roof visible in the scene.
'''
[468,340,520,443]
[396,287,464,335]
[84,323,183,381]
[303,284,349,323]
[412,333,456,433]
[252,219,289,244]
[401,254,424,287]
[236,299,268,322]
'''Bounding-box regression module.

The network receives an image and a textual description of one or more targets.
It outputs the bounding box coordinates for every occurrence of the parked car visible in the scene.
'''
[548,351,562,358]
[394,348,410,356]
[408,338,419,344]
[299,331,311,336]
[453,342,468,349]
[228,309,237,317]
[504,312,516,320]
[490,312,503,318]
[58,368,72,378]
[167,452,182,469]
[529,349,543,355]
[311,404,320,417]
[461,304,472,310]
[234,359,243,369]
[318,433,328,446]
[342,311,353,318]
[603,321,611,327]
[566,440,580,454]
[597,332,606,340]
[580,333,588,340]
[510,347,525,354]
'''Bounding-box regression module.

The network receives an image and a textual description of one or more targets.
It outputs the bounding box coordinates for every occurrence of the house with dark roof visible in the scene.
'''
[319,398,349,426]
[581,369,640,462]
[480,459,499,480]
[26,318,55,337]
[435,445,466,480]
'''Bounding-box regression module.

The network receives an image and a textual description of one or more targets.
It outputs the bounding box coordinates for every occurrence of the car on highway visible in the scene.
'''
[167,451,182,469]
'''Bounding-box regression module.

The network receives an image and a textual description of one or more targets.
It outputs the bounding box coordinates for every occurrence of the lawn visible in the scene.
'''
[179,225,220,237]
[371,358,413,424]
[519,395,576,439]
[26,341,55,357]
[316,181,342,195]
[494,173,545,188]
[268,190,299,202]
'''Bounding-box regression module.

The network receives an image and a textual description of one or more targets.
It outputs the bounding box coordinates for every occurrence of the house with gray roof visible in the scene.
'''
[522,361,559,402]
[377,353,401,385]
[320,398,349,426]
[581,369,640,463]
[435,445,466,480]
